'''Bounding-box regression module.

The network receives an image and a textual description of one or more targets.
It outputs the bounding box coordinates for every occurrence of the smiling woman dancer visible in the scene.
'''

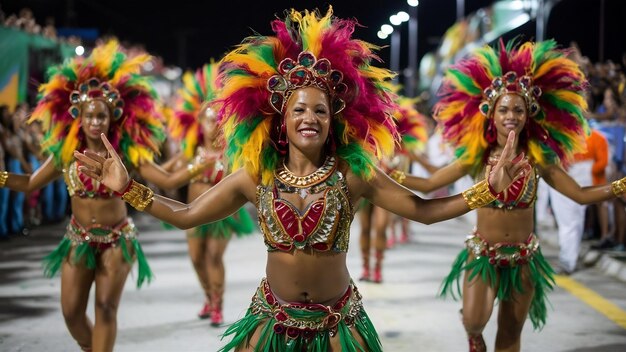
[0,40,164,351]
[74,8,529,352]
[390,39,626,352]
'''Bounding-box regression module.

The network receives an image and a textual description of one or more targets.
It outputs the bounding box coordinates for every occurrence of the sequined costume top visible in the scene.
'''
[190,146,225,184]
[256,156,353,252]
[63,159,115,198]
[479,155,538,210]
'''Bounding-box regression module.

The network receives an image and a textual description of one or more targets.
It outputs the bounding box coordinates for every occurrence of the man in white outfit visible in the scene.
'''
[547,161,593,274]
[547,128,609,274]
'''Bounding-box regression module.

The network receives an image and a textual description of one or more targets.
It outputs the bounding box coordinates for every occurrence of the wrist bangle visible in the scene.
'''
[0,171,8,188]
[121,180,154,211]
[114,179,133,197]
[462,179,497,210]
[390,170,406,184]
[611,178,626,197]
[188,162,203,178]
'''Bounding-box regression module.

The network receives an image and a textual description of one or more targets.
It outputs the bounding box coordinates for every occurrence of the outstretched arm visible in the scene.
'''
[539,163,619,204]
[408,150,441,175]
[356,130,529,223]
[353,167,473,224]
[3,155,62,193]
[159,152,186,172]
[137,156,215,191]
[74,134,254,229]
[401,160,467,193]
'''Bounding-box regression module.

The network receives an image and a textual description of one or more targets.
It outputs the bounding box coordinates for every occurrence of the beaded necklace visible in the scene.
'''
[275,156,336,199]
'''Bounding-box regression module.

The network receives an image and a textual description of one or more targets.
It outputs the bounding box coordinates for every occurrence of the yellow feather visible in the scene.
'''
[224,52,276,76]
[61,119,81,165]
[111,54,150,84]
[241,118,271,177]
[291,7,332,55]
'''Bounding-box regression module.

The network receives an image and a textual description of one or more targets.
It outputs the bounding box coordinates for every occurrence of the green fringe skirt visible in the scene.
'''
[439,232,555,330]
[219,278,381,352]
[42,216,153,288]
[188,207,256,239]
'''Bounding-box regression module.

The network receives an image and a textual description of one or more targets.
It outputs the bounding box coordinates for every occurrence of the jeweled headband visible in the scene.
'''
[267,51,347,114]
[69,77,124,120]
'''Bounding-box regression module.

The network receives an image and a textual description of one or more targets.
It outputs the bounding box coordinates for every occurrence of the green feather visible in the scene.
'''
[336,143,374,180]
[447,69,481,95]
[109,52,125,78]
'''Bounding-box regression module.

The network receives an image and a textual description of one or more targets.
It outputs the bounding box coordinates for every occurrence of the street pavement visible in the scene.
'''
[1,206,626,351]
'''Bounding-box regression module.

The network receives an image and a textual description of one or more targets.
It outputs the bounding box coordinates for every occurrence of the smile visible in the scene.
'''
[298,128,319,137]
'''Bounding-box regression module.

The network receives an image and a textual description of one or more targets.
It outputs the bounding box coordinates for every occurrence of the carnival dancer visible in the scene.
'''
[0,40,164,351]
[359,91,428,283]
[139,63,256,326]
[391,39,626,352]
[74,8,528,351]
[387,93,429,247]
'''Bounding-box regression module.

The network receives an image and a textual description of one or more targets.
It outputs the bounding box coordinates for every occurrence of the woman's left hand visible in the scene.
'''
[488,131,531,193]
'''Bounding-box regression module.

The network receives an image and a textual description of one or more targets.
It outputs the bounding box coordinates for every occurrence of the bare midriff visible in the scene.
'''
[70,196,127,228]
[476,206,534,243]
[266,250,350,305]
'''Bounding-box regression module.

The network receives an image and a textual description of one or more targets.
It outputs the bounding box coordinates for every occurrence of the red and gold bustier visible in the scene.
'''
[256,157,353,252]
[64,159,115,198]
[481,155,538,210]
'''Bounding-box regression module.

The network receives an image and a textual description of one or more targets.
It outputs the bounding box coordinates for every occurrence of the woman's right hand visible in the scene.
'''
[73,133,130,193]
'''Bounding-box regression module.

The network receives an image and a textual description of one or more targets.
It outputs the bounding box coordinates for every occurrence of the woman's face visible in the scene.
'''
[200,106,218,142]
[283,86,331,153]
[81,99,111,141]
[492,93,527,142]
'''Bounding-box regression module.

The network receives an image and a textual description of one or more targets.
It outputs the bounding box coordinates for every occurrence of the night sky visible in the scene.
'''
[3,0,626,70]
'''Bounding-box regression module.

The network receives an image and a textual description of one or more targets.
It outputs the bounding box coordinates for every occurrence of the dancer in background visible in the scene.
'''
[0,40,164,351]
[391,39,626,352]
[138,63,255,326]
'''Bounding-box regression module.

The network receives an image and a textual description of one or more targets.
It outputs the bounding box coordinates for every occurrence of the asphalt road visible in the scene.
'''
[1,207,625,351]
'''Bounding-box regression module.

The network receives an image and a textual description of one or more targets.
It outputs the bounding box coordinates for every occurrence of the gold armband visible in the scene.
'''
[187,162,203,178]
[389,170,406,184]
[121,180,154,211]
[462,179,497,210]
[611,178,626,197]
[0,171,8,188]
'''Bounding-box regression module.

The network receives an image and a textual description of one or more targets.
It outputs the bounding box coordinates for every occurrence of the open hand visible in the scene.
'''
[488,131,531,193]
[73,133,130,193]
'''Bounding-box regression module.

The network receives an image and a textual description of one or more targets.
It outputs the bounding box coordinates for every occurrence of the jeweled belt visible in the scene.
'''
[250,278,362,339]
[465,231,539,267]
[66,216,137,245]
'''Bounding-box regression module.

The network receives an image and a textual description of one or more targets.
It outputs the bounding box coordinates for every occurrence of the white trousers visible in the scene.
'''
[547,161,593,272]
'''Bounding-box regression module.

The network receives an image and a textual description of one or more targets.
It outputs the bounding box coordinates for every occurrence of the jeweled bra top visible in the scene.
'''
[190,146,225,184]
[256,156,353,252]
[480,155,538,210]
[64,159,115,198]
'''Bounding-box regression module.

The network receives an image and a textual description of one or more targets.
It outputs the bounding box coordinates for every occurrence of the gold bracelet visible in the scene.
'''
[389,170,406,184]
[121,180,154,211]
[611,178,626,197]
[462,179,497,210]
[0,171,8,188]
[188,162,203,178]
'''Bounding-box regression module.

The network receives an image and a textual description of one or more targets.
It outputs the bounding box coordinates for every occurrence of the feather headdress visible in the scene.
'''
[170,62,220,159]
[30,39,165,168]
[434,39,589,175]
[216,6,399,184]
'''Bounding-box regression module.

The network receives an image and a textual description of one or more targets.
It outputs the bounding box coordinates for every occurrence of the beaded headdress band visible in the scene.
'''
[69,78,124,120]
[479,71,542,117]
[267,51,347,114]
